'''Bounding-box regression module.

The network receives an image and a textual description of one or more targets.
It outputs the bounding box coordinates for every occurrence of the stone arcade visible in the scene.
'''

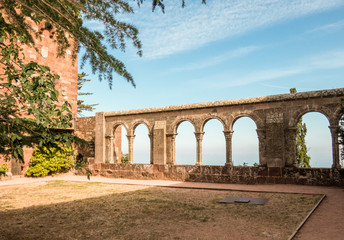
[78,88,344,186]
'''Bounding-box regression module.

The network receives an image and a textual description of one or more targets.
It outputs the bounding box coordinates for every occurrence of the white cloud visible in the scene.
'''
[203,49,344,88]
[308,19,344,34]
[124,0,344,59]
[166,46,261,73]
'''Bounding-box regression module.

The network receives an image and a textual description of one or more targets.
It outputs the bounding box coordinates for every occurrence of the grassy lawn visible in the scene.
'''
[0,181,322,240]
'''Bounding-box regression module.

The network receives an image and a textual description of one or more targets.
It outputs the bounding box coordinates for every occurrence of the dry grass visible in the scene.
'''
[0,181,322,240]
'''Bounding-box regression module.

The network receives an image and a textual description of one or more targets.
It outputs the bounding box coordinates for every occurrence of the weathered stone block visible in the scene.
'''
[269,167,282,177]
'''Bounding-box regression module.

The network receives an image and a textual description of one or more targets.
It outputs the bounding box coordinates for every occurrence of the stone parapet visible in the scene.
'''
[89,163,344,187]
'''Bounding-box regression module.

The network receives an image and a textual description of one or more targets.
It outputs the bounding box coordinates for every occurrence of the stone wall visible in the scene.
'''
[87,161,344,186]
[95,88,344,169]
[75,117,96,158]
[75,117,122,162]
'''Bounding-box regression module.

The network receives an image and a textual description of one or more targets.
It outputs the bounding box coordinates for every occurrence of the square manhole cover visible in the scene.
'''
[218,196,268,205]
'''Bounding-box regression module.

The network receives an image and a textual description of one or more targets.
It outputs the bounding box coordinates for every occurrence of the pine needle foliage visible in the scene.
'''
[77,72,98,116]
[0,0,142,88]
[1,0,205,162]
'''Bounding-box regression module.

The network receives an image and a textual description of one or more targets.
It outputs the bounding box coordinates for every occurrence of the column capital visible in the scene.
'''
[194,132,205,141]
[329,125,340,132]
[223,130,234,139]
[166,133,178,139]
[126,134,136,139]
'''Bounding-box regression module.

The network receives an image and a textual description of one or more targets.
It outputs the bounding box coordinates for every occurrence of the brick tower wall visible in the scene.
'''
[0,19,78,175]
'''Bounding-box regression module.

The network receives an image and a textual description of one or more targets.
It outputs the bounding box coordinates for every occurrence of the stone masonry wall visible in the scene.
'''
[75,117,96,158]
[75,117,121,162]
[88,161,344,187]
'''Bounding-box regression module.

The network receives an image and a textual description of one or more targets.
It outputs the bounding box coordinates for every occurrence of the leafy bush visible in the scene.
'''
[26,145,74,177]
[0,164,9,176]
[121,152,129,164]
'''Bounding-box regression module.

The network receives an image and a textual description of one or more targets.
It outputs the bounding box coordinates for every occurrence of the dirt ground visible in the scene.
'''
[0,180,323,240]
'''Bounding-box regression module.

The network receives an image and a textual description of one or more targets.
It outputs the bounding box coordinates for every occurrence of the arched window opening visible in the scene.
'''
[114,125,128,164]
[232,117,259,166]
[202,119,225,166]
[300,112,332,168]
[133,124,150,164]
[176,121,196,165]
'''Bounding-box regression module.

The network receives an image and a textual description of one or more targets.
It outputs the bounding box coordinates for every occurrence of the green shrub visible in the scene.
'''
[26,145,74,177]
[121,152,129,164]
[0,164,9,176]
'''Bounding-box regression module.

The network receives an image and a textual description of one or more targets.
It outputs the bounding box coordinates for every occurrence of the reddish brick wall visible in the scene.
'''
[0,20,78,175]
[21,19,78,119]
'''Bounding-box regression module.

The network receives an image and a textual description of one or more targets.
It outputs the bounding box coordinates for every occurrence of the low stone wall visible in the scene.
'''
[87,159,344,186]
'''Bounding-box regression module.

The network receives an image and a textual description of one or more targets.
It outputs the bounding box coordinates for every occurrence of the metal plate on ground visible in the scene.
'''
[218,197,268,205]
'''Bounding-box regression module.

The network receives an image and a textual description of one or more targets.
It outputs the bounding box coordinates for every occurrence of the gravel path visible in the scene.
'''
[1,174,343,239]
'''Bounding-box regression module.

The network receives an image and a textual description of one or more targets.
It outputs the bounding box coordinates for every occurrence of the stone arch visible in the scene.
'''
[132,122,151,164]
[200,116,227,132]
[175,120,197,165]
[231,114,260,166]
[296,111,333,168]
[289,106,332,128]
[172,117,197,134]
[111,121,130,135]
[231,113,260,130]
[132,119,152,134]
[201,117,227,166]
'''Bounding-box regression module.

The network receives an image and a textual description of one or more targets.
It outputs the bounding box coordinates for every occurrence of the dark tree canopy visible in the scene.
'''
[0,0,205,162]
[0,0,144,89]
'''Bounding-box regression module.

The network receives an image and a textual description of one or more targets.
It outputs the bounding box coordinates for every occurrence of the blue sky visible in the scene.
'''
[79,0,344,167]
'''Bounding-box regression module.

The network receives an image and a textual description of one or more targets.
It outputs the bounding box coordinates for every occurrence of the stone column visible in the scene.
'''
[329,125,340,169]
[149,133,153,164]
[166,133,177,165]
[105,134,114,163]
[223,130,234,167]
[194,132,204,166]
[127,134,135,164]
